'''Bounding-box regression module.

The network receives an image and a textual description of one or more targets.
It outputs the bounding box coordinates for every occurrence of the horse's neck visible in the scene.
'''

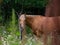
[25,15,42,26]
[25,15,35,28]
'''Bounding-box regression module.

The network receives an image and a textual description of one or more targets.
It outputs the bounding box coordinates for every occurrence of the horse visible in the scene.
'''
[19,14,60,45]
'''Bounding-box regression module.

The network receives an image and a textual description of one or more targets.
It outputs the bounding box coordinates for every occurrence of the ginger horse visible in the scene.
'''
[19,14,60,45]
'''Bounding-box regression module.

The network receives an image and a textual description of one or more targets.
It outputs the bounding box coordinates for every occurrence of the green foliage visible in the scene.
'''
[0,40,3,45]
[19,0,48,7]
[4,35,21,45]
[26,26,32,34]
[0,0,47,25]
[3,0,48,8]
[0,6,3,25]
[5,8,20,36]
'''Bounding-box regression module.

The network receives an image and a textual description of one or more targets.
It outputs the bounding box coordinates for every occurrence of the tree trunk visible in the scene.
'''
[45,0,60,16]
[52,17,60,45]
[45,0,60,44]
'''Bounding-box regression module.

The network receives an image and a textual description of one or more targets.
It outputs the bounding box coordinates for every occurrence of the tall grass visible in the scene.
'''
[0,8,21,45]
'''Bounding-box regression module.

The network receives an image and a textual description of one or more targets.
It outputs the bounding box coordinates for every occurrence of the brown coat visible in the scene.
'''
[19,14,60,45]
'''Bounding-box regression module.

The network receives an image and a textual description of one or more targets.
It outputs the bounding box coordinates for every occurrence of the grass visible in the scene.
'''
[0,34,52,45]
[0,34,44,45]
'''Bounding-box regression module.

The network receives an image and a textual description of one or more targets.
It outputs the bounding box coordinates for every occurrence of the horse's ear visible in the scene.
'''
[19,14,26,20]
[16,12,20,18]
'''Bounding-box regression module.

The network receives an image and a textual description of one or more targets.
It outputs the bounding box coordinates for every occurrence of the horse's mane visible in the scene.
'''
[21,14,60,18]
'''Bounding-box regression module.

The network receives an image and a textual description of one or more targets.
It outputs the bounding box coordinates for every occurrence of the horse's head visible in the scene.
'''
[19,14,26,28]
[18,14,26,40]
